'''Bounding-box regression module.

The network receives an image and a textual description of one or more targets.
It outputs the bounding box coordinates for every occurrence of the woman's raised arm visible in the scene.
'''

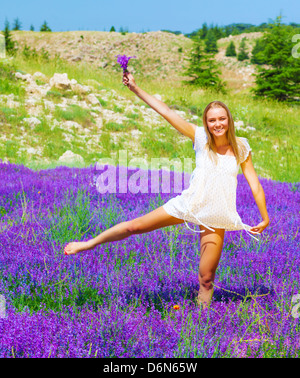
[123,71,196,143]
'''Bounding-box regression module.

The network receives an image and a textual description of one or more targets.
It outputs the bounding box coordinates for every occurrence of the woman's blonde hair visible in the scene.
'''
[202,101,243,166]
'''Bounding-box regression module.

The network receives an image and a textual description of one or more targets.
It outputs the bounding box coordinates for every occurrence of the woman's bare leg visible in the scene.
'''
[64,206,184,255]
[197,225,225,309]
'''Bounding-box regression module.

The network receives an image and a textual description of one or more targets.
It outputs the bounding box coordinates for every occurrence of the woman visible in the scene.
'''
[64,72,270,308]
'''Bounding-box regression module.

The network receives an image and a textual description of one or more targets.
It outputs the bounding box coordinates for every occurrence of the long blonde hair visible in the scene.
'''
[202,101,243,166]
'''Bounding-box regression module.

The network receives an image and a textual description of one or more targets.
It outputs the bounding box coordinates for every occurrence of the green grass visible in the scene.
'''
[53,104,95,127]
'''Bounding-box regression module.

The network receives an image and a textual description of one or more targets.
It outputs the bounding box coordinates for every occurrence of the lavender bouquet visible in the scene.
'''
[116,54,136,73]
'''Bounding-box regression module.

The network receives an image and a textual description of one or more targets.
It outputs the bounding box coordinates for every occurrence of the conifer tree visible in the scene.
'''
[2,19,17,55]
[225,41,236,57]
[237,37,249,61]
[40,21,51,32]
[12,18,22,31]
[110,26,116,32]
[200,23,208,39]
[250,37,267,64]
[183,39,226,94]
[204,29,218,54]
[251,15,300,102]
[213,25,223,39]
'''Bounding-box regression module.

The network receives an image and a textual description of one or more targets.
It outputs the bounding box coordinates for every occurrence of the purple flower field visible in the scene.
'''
[0,161,299,358]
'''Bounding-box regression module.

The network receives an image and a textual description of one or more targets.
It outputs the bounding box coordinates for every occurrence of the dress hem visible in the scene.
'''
[163,204,250,232]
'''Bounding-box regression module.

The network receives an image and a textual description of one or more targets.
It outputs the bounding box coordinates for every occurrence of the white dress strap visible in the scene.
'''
[234,217,260,241]
[183,205,216,234]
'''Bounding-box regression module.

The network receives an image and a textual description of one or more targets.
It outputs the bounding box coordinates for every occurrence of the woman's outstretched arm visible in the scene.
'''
[123,71,196,142]
[241,152,270,234]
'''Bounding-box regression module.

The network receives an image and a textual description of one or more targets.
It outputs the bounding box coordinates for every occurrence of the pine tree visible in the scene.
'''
[250,37,267,64]
[183,39,226,94]
[237,37,249,61]
[200,23,208,39]
[2,19,17,55]
[213,25,223,39]
[204,29,218,54]
[12,18,22,31]
[110,26,116,32]
[40,21,51,32]
[225,41,236,57]
[251,15,300,102]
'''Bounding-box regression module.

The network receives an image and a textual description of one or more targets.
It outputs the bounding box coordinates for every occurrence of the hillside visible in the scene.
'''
[0,30,298,183]
[11,30,262,91]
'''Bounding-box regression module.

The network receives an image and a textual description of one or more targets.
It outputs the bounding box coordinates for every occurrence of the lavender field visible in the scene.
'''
[0,161,299,358]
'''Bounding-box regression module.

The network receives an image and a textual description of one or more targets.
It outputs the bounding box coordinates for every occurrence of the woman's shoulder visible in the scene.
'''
[236,136,252,163]
[193,126,207,151]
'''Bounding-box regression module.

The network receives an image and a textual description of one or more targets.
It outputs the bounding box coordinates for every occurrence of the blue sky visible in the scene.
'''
[1,0,299,34]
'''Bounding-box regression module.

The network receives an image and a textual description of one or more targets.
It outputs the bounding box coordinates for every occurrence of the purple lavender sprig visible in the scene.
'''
[116,54,136,73]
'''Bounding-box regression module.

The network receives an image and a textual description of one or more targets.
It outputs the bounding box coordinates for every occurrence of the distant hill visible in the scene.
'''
[11,30,264,91]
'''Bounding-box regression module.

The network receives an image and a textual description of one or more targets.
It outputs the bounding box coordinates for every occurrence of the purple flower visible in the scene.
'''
[116,54,136,72]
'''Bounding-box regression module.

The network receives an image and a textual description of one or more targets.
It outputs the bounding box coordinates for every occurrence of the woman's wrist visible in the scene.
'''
[130,84,139,93]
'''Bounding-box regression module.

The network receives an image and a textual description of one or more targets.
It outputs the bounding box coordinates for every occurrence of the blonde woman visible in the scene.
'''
[64,72,270,308]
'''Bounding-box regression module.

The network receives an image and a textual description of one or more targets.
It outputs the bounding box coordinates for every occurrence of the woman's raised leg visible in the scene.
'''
[197,225,225,308]
[64,206,184,255]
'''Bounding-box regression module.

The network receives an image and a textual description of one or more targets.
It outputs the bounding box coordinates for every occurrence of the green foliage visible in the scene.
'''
[40,21,51,32]
[0,62,25,97]
[110,26,116,32]
[104,121,126,132]
[225,41,237,57]
[12,18,22,31]
[251,15,300,102]
[237,37,249,61]
[183,39,226,94]
[200,23,208,39]
[204,29,218,53]
[2,19,17,55]
[22,44,50,63]
[186,21,300,40]
[250,38,268,64]
[54,104,95,127]
[119,26,129,35]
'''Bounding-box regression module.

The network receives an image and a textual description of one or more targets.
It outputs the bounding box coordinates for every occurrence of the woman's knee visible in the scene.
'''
[199,271,215,288]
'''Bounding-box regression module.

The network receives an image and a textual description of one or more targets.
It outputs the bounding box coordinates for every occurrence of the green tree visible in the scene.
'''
[237,37,249,61]
[2,19,17,55]
[250,37,268,64]
[30,24,35,31]
[183,39,226,94]
[40,21,52,32]
[110,26,116,32]
[204,29,218,53]
[225,41,236,57]
[213,25,224,39]
[200,23,208,39]
[12,18,22,31]
[251,15,300,102]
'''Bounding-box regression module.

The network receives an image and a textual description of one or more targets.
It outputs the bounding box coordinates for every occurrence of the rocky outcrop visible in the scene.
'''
[58,150,84,164]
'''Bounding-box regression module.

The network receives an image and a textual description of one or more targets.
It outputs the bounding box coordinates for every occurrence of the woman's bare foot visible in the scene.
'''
[64,241,93,255]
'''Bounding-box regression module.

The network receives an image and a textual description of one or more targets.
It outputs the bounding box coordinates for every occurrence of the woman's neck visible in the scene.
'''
[214,137,230,148]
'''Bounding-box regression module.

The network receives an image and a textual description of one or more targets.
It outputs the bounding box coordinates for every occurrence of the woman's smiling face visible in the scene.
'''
[206,107,229,139]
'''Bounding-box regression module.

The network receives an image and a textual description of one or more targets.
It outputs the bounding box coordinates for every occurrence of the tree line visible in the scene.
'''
[183,15,300,103]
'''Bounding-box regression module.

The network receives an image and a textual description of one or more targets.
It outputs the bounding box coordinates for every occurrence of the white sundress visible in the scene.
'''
[162,126,260,241]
